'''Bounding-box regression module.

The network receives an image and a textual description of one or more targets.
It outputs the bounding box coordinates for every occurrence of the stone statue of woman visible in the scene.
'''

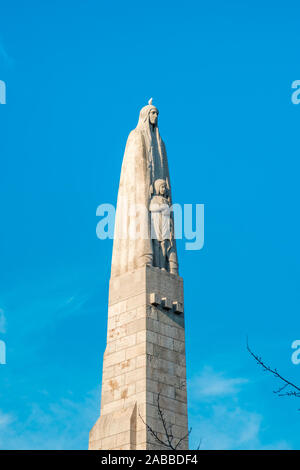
[111,99,178,278]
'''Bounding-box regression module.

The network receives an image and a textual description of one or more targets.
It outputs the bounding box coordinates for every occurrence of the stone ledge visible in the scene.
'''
[149,293,184,314]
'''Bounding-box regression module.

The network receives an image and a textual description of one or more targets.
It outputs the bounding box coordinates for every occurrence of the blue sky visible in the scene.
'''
[0,0,300,449]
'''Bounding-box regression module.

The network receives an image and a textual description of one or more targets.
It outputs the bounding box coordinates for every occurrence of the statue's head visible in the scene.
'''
[137,98,159,129]
[149,108,158,126]
[154,179,167,196]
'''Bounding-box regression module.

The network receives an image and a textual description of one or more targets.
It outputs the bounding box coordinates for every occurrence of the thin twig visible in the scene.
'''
[139,393,192,450]
[138,411,172,449]
[196,438,203,450]
[156,393,175,449]
[174,428,192,450]
[247,338,300,401]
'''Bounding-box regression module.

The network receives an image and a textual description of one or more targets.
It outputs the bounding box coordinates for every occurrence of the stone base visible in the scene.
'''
[88,265,189,450]
[89,403,137,450]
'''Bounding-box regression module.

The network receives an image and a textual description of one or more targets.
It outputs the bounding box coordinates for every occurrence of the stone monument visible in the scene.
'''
[89,99,189,450]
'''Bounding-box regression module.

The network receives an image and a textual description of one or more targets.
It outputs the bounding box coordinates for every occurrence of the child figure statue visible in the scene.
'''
[149,179,178,274]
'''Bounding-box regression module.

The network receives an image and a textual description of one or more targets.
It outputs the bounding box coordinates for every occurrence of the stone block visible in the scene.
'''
[161,297,172,310]
[149,292,161,306]
[173,301,184,314]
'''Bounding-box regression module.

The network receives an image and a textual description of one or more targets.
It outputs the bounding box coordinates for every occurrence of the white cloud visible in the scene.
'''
[189,366,248,400]
[0,309,6,333]
[0,410,14,428]
[1,272,95,343]
[189,404,290,450]
[189,405,260,449]
[188,366,291,450]
[0,388,100,450]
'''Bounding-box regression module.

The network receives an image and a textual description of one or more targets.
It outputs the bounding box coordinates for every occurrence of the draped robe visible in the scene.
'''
[111,102,178,278]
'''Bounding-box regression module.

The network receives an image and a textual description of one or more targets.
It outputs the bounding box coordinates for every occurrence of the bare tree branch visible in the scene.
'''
[139,393,192,450]
[174,430,192,450]
[247,338,300,405]
[196,438,203,450]
[138,411,173,449]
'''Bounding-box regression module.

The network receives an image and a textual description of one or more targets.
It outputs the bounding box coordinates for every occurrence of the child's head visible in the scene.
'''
[154,179,167,196]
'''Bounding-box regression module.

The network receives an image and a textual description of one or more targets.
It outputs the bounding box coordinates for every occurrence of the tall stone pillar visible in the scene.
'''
[89,100,189,450]
[89,265,188,450]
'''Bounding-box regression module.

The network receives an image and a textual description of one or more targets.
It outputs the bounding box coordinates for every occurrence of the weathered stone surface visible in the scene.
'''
[89,101,188,451]
[88,265,189,450]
